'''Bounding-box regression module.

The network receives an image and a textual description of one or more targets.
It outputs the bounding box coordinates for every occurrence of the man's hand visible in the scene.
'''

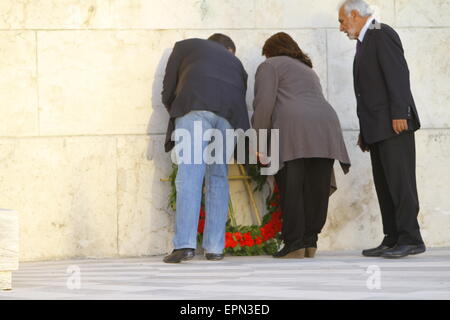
[357,134,370,153]
[392,119,408,134]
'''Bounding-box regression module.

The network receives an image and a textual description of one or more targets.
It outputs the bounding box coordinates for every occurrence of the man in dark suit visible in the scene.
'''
[338,0,425,258]
[161,34,250,263]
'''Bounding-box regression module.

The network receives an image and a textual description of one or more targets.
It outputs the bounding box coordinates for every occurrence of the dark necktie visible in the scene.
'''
[356,40,362,58]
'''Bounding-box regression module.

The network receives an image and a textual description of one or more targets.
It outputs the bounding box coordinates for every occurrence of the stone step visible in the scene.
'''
[0,209,19,290]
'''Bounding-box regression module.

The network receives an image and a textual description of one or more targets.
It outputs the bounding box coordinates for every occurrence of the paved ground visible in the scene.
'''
[1,248,449,300]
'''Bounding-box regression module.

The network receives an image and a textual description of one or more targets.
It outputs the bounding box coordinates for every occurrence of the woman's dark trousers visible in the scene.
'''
[275,158,334,248]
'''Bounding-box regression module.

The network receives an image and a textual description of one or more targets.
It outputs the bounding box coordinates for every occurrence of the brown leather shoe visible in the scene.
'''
[273,240,305,259]
[281,248,305,259]
[305,247,317,258]
[273,246,305,259]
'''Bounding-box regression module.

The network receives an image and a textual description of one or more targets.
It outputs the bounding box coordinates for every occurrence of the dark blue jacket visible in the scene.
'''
[162,38,250,152]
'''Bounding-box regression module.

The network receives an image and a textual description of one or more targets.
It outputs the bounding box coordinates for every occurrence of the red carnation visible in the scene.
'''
[225,234,238,248]
[197,218,205,234]
[199,207,206,218]
[243,232,254,247]
[273,184,279,194]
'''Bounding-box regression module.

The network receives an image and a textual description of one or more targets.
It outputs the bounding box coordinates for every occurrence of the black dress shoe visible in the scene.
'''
[381,244,426,259]
[273,245,290,258]
[362,244,395,257]
[163,248,195,263]
[205,253,224,261]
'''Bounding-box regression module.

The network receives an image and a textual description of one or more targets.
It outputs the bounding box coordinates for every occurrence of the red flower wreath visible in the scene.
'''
[197,184,283,256]
[167,164,283,256]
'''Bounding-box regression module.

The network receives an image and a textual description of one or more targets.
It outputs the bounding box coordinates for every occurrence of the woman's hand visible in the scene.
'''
[256,152,270,167]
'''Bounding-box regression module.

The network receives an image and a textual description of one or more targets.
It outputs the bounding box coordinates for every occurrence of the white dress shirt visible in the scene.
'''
[358,16,375,42]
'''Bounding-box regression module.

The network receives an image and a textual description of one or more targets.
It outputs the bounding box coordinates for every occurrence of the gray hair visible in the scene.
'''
[340,0,374,17]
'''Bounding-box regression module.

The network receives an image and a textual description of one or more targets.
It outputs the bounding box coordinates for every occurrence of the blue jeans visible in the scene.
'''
[173,110,234,254]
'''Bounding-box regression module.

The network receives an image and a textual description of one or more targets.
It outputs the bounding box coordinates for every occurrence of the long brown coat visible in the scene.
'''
[252,56,351,191]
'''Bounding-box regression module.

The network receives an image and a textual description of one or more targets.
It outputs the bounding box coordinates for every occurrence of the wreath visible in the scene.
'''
[167,164,283,256]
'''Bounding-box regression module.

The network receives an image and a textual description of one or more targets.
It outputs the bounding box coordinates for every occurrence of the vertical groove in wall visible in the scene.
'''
[394,0,397,27]
[252,0,257,30]
[35,31,40,136]
[325,29,329,100]
[115,136,120,257]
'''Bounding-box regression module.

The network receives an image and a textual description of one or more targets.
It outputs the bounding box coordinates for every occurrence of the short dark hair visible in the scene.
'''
[208,33,236,53]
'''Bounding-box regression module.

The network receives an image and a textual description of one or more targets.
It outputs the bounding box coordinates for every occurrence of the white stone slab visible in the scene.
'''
[37,30,184,136]
[396,0,450,27]
[117,135,174,257]
[255,0,395,29]
[0,0,255,30]
[415,130,450,246]
[0,271,12,290]
[398,29,450,129]
[0,31,38,137]
[0,209,19,271]
[0,137,118,261]
[0,209,18,290]
[326,29,359,130]
[0,0,397,30]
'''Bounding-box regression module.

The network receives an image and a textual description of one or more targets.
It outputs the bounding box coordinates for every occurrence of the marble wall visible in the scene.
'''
[0,209,19,289]
[0,0,449,261]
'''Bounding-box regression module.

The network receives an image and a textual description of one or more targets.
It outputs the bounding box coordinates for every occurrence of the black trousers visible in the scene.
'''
[275,158,334,247]
[369,131,424,246]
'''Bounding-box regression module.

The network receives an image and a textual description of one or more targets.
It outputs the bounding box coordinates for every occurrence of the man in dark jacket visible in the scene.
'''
[339,0,425,258]
[161,34,250,263]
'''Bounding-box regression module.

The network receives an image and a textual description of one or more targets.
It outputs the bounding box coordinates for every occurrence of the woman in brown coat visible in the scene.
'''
[252,32,351,258]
